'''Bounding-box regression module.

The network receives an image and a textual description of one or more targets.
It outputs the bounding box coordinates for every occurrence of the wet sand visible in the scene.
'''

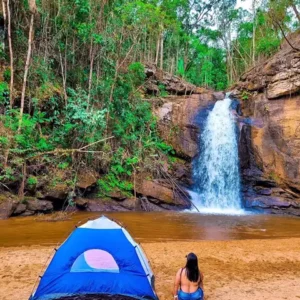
[1,238,300,300]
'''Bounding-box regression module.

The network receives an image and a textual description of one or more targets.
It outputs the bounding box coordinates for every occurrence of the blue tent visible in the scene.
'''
[30,216,158,300]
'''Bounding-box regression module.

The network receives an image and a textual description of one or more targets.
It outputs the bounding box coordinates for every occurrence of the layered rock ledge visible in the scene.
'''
[234,33,300,215]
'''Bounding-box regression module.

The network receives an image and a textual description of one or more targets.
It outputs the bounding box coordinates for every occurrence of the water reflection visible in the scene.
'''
[1,212,300,247]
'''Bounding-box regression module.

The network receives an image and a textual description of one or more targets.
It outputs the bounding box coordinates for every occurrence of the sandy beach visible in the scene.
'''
[1,238,300,300]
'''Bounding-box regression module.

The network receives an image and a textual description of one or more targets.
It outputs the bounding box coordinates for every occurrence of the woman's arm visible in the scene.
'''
[173,269,181,299]
[199,272,204,291]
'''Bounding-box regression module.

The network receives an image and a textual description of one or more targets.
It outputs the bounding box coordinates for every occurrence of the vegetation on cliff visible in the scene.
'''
[0,0,299,209]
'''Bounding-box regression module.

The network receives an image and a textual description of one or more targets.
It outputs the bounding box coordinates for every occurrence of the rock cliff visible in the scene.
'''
[154,92,225,159]
[233,33,300,215]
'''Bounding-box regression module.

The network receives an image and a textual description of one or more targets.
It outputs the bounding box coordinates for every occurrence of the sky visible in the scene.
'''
[236,0,253,11]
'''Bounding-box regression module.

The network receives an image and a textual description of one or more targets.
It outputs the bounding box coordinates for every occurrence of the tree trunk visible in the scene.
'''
[87,41,95,108]
[252,0,256,65]
[155,33,160,65]
[18,13,35,132]
[291,3,300,23]
[6,0,14,108]
[2,1,6,24]
[272,16,300,52]
[160,32,164,69]
[18,163,26,200]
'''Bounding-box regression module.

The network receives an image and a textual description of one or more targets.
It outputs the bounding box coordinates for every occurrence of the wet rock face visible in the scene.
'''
[238,105,300,214]
[239,95,300,192]
[154,93,217,159]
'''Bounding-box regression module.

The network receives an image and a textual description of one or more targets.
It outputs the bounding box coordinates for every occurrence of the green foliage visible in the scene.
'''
[241,90,251,101]
[3,69,11,82]
[98,174,133,196]
[256,36,281,56]
[0,82,9,105]
[128,62,145,86]
[0,167,16,183]
[158,84,168,97]
[2,0,296,197]
[27,176,38,186]
[58,162,69,170]
[0,136,9,147]
[3,110,52,152]
[156,141,174,155]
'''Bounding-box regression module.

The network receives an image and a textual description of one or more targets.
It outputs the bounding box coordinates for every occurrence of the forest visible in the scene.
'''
[0,0,299,201]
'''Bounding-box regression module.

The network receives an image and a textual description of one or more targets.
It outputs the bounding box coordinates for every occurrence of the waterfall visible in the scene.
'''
[192,96,243,213]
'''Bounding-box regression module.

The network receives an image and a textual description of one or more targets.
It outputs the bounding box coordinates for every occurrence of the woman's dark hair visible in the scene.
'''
[185,253,200,282]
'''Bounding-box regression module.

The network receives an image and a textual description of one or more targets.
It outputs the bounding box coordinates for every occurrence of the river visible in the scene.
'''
[1,212,300,247]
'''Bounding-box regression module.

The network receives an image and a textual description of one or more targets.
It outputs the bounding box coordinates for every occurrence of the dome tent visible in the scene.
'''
[30,216,158,300]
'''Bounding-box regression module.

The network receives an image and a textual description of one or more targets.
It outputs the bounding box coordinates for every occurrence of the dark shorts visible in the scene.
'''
[178,288,204,300]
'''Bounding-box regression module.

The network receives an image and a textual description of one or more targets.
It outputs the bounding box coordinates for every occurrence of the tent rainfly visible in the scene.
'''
[29,216,158,300]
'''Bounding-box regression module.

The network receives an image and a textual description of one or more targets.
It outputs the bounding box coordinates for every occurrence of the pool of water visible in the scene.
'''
[1,212,300,247]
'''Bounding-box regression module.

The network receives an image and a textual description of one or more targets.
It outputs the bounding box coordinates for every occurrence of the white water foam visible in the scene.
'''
[191,96,243,214]
[188,190,246,215]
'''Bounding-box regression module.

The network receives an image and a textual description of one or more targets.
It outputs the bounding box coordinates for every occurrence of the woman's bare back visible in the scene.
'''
[176,268,203,294]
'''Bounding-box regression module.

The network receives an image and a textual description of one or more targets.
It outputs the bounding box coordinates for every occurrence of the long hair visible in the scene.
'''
[185,253,200,282]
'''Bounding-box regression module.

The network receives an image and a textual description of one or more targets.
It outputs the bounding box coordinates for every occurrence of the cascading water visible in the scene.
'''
[191,95,243,214]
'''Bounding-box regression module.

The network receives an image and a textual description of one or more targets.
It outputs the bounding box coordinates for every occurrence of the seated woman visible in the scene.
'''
[173,253,204,300]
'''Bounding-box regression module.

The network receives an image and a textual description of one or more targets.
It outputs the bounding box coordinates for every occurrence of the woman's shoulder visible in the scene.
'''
[176,268,185,276]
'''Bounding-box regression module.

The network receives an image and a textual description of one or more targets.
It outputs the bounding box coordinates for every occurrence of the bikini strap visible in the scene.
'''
[179,268,184,289]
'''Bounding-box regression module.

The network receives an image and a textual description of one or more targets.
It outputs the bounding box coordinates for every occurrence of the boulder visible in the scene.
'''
[26,199,53,212]
[213,91,226,100]
[75,197,88,209]
[119,198,139,210]
[135,179,190,208]
[86,199,129,212]
[76,169,98,190]
[136,180,173,203]
[139,197,167,212]
[106,190,127,201]
[13,203,27,215]
[0,200,17,219]
[21,210,36,216]
[0,193,18,219]
[43,184,69,201]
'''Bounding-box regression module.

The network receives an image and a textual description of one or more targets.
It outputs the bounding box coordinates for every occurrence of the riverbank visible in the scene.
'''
[1,239,300,300]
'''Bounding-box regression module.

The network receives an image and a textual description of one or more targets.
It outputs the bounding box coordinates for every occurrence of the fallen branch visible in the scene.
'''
[0,182,11,191]
[78,136,114,150]
[159,165,199,212]
[9,136,115,160]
